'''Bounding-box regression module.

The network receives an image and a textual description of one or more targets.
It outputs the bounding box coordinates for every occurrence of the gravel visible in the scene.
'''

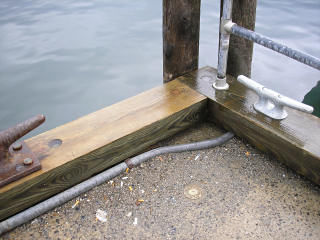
[2,122,320,240]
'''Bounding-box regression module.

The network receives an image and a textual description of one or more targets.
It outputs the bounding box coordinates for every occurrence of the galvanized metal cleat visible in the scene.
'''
[0,114,45,187]
[237,75,313,120]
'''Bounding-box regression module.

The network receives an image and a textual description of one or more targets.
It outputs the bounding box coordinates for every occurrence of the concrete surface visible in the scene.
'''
[1,122,320,240]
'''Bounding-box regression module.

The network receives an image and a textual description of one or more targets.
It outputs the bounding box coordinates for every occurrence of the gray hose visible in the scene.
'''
[126,132,234,166]
[0,132,234,235]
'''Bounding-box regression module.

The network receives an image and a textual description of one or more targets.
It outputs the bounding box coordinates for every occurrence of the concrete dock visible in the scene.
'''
[2,122,320,239]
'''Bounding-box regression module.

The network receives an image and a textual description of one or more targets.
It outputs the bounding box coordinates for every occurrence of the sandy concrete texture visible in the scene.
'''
[1,122,320,240]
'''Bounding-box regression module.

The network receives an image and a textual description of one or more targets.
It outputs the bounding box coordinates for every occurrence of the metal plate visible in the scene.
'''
[0,141,41,188]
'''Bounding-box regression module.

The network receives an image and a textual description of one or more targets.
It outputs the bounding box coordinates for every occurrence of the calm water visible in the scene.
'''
[0,0,319,138]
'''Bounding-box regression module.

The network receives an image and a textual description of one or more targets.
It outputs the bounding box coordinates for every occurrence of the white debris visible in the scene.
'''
[120,181,124,188]
[140,189,145,194]
[31,219,39,224]
[126,212,132,217]
[108,180,114,184]
[122,176,128,180]
[194,155,200,160]
[96,209,107,223]
[133,217,138,226]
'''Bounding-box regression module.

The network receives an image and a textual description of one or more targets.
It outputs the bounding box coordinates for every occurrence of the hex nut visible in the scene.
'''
[12,142,22,151]
[23,158,33,165]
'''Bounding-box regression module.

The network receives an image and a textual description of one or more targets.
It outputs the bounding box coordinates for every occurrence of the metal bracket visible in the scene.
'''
[220,19,235,34]
[0,115,45,187]
[237,75,314,120]
[213,76,229,90]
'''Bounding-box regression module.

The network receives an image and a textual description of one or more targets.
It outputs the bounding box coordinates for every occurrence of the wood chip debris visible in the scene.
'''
[135,199,144,206]
[71,200,79,209]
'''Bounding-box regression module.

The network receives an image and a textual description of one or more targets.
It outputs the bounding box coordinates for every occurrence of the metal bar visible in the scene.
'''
[229,24,320,71]
[214,0,233,90]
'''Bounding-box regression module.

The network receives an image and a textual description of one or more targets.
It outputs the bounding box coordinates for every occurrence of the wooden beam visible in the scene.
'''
[221,0,257,77]
[163,0,201,83]
[179,66,320,185]
[0,80,207,221]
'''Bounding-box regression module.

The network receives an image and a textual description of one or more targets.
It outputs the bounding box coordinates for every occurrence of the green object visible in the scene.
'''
[303,81,320,118]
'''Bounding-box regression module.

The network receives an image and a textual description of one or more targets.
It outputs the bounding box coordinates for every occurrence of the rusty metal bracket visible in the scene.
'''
[0,115,45,187]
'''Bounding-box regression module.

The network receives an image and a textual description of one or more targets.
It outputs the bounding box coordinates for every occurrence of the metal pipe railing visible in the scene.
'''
[227,23,320,71]
[215,1,320,91]
[213,0,233,90]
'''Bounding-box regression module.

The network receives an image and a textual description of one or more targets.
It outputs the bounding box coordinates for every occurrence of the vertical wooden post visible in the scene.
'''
[163,0,201,83]
[221,0,257,78]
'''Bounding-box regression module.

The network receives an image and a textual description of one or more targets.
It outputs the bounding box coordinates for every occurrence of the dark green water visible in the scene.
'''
[0,0,319,138]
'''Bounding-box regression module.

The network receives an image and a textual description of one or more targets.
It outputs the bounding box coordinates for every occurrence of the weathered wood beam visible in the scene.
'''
[220,0,257,77]
[179,66,320,185]
[163,0,201,83]
[0,80,207,221]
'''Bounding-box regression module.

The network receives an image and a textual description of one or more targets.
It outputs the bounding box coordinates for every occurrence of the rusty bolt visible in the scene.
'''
[23,158,33,165]
[12,142,22,151]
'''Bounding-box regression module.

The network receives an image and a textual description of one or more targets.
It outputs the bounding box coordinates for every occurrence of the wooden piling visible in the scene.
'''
[163,0,201,83]
[221,0,257,77]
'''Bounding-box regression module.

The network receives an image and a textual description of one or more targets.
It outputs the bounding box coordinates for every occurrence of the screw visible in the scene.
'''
[12,142,22,151]
[23,158,33,165]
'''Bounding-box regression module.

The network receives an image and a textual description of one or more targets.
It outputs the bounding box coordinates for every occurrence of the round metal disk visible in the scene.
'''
[184,184,203,200]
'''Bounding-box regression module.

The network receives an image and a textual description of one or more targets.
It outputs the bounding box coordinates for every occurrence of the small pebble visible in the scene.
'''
[126,212,132,217]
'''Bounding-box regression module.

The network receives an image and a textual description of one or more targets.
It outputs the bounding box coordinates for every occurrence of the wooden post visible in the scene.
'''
[221,0,257,78]
[163,0,201,83]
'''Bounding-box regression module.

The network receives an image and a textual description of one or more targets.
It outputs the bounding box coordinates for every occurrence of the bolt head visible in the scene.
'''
[12,142,22,151]
[23,158,33,165]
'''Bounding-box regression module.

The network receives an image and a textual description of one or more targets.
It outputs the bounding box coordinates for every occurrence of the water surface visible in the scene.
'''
[0,0,319,138]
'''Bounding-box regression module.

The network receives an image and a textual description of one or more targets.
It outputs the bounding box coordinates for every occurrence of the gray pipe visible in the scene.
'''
[0,132,234,235]
[229,24,320,71]
[217,0,233,78]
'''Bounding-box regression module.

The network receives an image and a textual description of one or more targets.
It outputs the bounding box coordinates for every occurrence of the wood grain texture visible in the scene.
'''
[0,80,207,221]
[179,66,320,185]
[163,0,201,83]
[220,0,257,77]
